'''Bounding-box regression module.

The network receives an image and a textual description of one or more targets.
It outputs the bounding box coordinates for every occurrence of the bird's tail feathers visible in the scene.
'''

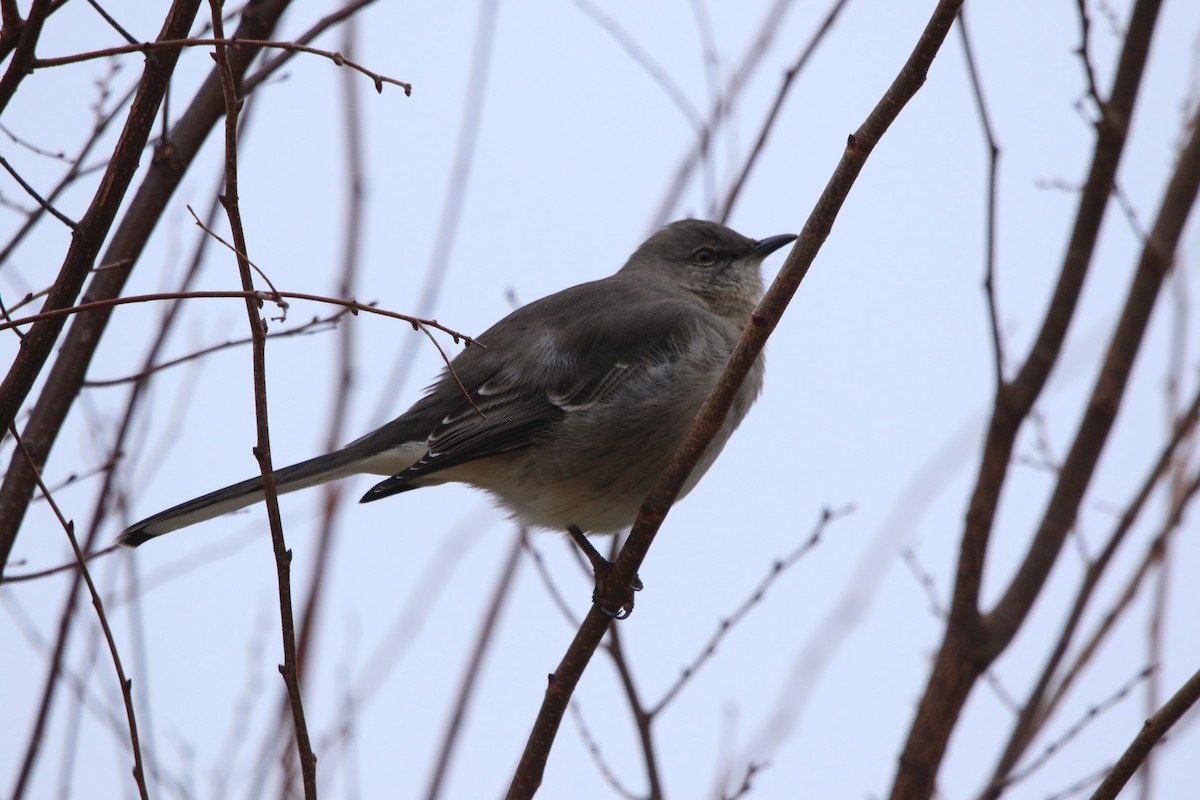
[117,447,368,547]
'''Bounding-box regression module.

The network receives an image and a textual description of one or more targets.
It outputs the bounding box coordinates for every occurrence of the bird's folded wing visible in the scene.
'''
[371,292,705,486]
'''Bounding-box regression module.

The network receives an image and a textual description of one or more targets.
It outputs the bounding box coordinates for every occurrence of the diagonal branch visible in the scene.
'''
[984,94,1200,652]
[7,425,150,800]
[979,385,1200,799]
[890,3,1185,794]
[952,0,1162,640]
[0,0,292,572]
[504,2,966,797]
[0,0,53,112]
[1088,664,1200,800]
[0,0,203,496]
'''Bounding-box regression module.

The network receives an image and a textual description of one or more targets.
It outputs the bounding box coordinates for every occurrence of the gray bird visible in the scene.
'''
[118,219,795,550]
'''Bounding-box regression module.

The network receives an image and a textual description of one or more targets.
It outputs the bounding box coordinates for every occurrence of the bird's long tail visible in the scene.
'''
[117,446,372,547]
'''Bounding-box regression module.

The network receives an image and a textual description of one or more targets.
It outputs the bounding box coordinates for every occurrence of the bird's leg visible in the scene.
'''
[567,525,641,618]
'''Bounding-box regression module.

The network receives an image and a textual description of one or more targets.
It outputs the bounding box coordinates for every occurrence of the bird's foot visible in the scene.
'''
[567,525,641,618]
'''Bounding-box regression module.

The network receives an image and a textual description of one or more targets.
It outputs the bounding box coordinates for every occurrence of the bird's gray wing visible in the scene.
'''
[361,281,705,501]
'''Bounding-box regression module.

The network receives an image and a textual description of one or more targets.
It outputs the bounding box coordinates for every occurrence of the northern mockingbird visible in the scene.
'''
[119,219,795,559]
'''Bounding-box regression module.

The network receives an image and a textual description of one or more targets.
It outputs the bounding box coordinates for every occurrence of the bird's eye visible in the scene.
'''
[692,247,717,266]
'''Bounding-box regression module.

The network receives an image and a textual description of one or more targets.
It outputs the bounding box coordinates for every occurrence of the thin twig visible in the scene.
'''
[276,23,368,792]
[568,702,642,800]
[574,0,703,130]
[307,512,489,780]
[723,761,768,800]
[82,312,345,387]
[900,547,1019,713]
[605,623,662,799]
[84,0,137,44]
[0,289,480,347]
[651,505,848,716]
[652,0,798,227]
[1074,0,1106,112]
[1004,667,1153,791]
[368,0,497,425]
[688,0,720,213]
[187,205,286,307]
[0,154,79,229]
[207,2,317,795]
[957,6,1006,386]
[34,36,411,95]
[1,544,118,583]
[521,531,581,627]
[423,531,523,800]
[242,0,382,93]
[8,425,150,799]
[717,0,853,223]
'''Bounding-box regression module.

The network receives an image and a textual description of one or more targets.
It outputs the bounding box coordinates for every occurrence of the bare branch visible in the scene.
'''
[651,505,847,716]
[956,6,1005,385]
[0,154,79,229]
[8,425,150,799]
[605,623,663,798]
[423,531,523,800]
[34,37,411,95]
[891,2,1169,794]
[506,2,966,795]
[1089,665,1200,800]
[718,0,853,223]
[981,384,1200,799]
[0,0,53,112]
[368,0,497,425]
[206,1,316,794]
[985,90,1200,651]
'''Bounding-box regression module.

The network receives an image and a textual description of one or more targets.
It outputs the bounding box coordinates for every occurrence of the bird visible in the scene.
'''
[118,219,795,559]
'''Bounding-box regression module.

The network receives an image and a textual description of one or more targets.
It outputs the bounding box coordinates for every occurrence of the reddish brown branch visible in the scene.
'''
[0,290,479,346]
[505,2,965,796]
[981,385,1200,798]
[0,0,52,112]
[33,36,411,95]
[889,2,1166,796]
[207,1,317,795]
[1089,665,1200,800]
[984,97,1200,653]
[951,0,1163,638]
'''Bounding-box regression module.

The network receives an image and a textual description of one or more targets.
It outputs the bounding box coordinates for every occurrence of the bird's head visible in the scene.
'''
[623,219,796,318]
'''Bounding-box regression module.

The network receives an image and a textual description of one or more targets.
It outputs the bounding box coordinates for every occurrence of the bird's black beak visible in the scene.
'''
[749,233,797,259]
